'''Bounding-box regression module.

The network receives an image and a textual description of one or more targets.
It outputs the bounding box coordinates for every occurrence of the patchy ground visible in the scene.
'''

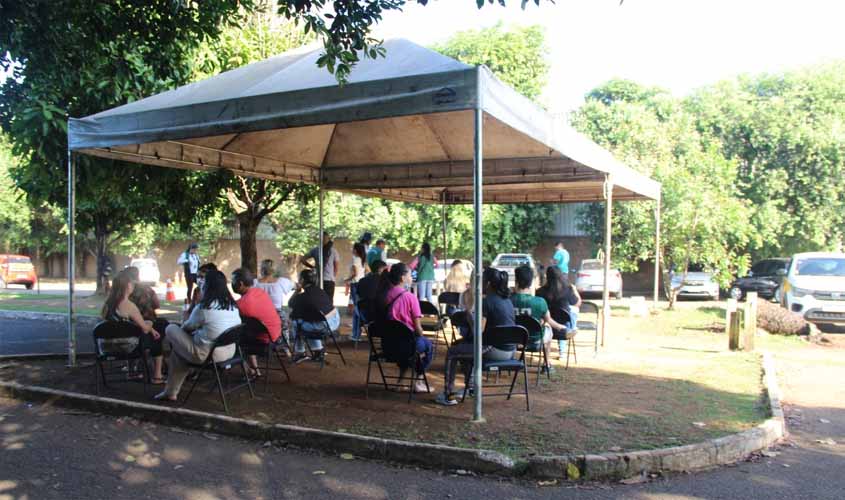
[0,304,769,459]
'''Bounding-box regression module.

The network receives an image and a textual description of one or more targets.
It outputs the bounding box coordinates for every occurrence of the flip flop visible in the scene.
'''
[151,377,166,385]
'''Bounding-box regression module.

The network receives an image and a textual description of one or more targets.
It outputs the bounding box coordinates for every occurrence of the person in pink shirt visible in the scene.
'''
[376,263,434,392]
[232,268,281,378]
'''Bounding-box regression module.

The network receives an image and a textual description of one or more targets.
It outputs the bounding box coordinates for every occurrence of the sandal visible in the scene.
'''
[151,377,166,385]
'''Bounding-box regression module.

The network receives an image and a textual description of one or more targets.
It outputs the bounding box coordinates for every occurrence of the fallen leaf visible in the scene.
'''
[202,433,219,441]
[566,463,581,480]
[173,465,184,470]
[761,451,780,458]
[692,422,707,428]
[455,469,469,476]
[124,456,136,463]
[340,453,354,460]
[782,464,790,468]
[819,418,831,424]
[620,475,647,485]
[537,479,558,487]
[609,446,623,452]
[312,470,326,475]
[815,438,837,446]
[262,441,272,448]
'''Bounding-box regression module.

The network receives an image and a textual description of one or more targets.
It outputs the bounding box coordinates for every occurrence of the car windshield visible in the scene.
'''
[132,261,156,269]
[581,261,603,270]
[494,256,529,267]
[8,257,31,264]
[750,260,785,276]
[795,258,845,277]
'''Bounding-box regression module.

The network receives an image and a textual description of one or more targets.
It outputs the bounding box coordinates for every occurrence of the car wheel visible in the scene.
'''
[729,287,743,301]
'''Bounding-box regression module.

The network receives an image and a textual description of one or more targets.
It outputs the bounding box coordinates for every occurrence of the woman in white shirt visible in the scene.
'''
[345,243,368,342]
[176,243,201,301]
[254,259,293,311]
[155,270,241,401]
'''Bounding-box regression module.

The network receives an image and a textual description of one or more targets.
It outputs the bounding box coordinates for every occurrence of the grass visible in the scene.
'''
[0,292,101,316]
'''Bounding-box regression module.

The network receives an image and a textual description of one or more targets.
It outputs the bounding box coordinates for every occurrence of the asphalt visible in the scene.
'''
[0,319,93,356]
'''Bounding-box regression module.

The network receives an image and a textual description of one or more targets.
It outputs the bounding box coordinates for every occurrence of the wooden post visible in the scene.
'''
[744,292,758,351]
[726,298,741,350]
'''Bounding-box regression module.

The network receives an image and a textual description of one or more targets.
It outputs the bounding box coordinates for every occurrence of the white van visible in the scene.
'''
[779,252,845,326]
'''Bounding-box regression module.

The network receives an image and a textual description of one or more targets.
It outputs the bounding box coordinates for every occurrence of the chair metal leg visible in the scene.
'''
[507,367,520,400]
[331,333,347,365]
[523,365,530,411]
[95,359,105,395]
[180,366,203,408]
[242,360,255,399]
[212,363,229,414]
[408,366,415,403]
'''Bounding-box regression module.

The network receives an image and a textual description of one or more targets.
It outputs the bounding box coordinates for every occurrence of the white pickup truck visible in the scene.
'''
[491,253,540,289]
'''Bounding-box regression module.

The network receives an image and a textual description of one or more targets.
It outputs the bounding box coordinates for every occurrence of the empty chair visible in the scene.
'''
[576,302,600,356]
[419,299,450,350]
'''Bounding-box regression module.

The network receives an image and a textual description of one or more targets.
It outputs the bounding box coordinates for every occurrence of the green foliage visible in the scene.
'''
[0,135,30,253]
[274,0,546,83]
[433,22,549,101]
[572,80,755,291]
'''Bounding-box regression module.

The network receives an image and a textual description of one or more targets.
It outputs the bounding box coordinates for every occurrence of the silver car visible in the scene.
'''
[670,270,719,300]
[491,253,539,289]
[575,259,623,298]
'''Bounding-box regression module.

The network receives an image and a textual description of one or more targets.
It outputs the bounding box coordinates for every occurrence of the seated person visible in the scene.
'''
[435,267,515,406]
[288,269,340,363]
[185,263,218,320]
[232,267,282,378]
[375,263,434,393]
[100,269,164,384]
[254,259,293,311]
[155,270,241,402]
[536,266,581,358]
[355,259,388,325]
[510,265,567,373]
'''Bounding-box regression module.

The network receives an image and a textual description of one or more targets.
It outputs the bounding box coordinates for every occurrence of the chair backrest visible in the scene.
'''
[438,292,460,306]
[377,320,417,364]
[548,307,571,327]
[580,301,600,315]
[483,325,528,351]
[241,316,268,336]
[418,300,439,316]
[214,324,245,348]
[449,310,470,328]
[93,320,144,340]
[515,314,542,336]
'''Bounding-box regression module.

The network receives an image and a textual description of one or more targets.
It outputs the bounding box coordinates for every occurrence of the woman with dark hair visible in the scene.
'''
[375,263,434,392]
[288,269,340,363]
[155,270,241,401]
[434,267,516,406]
[411,242,438,303]
[536,266,582,359]
[359,232,373,254]
[176,243,200,301]
[300,233,340,299]
[345,242,368,342]
[101,269,165,383]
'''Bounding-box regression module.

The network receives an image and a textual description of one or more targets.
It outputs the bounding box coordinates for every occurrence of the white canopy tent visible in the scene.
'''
[67,39,661,421]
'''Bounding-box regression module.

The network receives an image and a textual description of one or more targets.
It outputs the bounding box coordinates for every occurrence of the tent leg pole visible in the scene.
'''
[67,149,76,368]
[653,199,661,309]
[442,195,447,278]
[318,187,324,290]
[600,176,613,352]
[472,107,484,424]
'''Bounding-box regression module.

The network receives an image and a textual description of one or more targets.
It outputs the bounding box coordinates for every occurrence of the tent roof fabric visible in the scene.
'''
[69,39,659,204]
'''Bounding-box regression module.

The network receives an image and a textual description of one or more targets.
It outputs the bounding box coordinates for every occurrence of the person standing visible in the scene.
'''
[300,233,340,300]
[345,243,368,342]
[366,239,388,269]
[177,243,200,301]
[411,242,437,303]
[551,241,570,275]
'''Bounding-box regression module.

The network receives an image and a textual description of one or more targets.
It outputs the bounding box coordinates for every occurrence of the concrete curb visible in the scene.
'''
[0,309,100,327]
[0,381,516,476]
[0,352,786,481]
[526,352,787,480]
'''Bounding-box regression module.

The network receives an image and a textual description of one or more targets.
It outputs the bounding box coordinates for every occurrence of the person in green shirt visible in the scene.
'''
[366,239,387,268]
[511,265,568,373]
[412,242,438,303]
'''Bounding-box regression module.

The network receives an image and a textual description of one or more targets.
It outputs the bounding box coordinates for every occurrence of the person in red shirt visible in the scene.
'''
[232,268,282,378]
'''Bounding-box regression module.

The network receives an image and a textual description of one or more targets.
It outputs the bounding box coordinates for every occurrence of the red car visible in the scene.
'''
[0,254,38,289]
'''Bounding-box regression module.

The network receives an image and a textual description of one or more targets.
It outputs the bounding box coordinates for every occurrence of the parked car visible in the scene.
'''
[491,253,539,289]
[575,259,623,299]
[670,265,720,300]
[728,258,789,301]
[129,258,160,286]
[778,252,845,326]
[0,254,38,290]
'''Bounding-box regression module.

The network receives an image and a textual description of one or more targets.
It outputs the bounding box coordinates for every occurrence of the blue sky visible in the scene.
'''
[373,0,845,112]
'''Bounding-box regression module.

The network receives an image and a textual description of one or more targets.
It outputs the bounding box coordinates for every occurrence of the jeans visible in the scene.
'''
[416,336,434,371]
[350,283,362,341]
[416,280,434,303]
[292,313,340,354]
[559,309,579,353]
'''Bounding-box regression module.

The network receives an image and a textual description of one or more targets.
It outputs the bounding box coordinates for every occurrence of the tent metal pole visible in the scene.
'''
[472,107,484,423]
[441,193,447,284]
[653,197,661,309]
[67,148,77,367]
[600,176,613,351]
[318,187,324,290]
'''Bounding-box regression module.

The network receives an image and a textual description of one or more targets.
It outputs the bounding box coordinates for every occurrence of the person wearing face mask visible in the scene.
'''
[375,262,434,393]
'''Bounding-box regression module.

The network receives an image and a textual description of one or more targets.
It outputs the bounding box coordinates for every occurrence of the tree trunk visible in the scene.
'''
[94,219,110,295]
[238,214,259,275]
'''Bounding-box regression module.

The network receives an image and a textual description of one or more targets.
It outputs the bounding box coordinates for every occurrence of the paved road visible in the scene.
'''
[0,319,93,356]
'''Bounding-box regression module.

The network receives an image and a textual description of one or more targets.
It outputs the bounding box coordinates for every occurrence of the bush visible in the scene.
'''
[757,300,811,336]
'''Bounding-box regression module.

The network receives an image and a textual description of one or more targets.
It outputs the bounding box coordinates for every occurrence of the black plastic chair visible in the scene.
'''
[180,324,255,414]
[241,317,291,392]
[92,321,150,395]
[550,309,578,369]
[448,310,470,344]
[365,320,430,402]
[515,314,549,386]
[576,302,600,358]
[437,292,461,318]
[419,299,450,350]
[460,325,531,411]
[299,316,347,369]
